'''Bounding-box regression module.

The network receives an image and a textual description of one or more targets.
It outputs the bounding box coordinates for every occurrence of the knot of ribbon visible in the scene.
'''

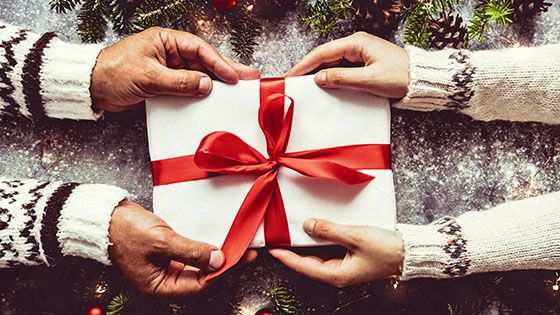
[151,78,391,279]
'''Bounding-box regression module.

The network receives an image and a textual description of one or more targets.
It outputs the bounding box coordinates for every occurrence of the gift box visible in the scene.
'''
[146,75,396,277]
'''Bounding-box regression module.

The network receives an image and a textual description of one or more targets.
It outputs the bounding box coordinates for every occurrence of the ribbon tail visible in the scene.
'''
[279,157,375,185]
[206,171,277,280]
[264,180,291,247]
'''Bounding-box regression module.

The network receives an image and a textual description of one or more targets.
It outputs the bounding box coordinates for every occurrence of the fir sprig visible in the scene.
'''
[401,0,457,48]
[49,0,82,13]
[109,0,137,35]
[267,286,301,315]
[106,292,131,315]
[227,3,262,60]
[299,0,354,37]
[468,0,514,41]
[135,0,189,29]
[77,0,110,43]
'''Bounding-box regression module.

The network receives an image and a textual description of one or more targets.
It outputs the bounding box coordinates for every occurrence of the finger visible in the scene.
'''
[151,66,213,96]
[154,261,208,297]
[285,36,365,77]
[314,67,374,93]
[166,29,239,83]
[163,230,224,271]
[223,56,261,80]
[269,249,346,286]
[240,249,259,265]
[303,218,360,249]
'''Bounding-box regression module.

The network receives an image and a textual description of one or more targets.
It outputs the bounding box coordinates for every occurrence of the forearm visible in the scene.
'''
[0,21,103,120]
[393,44,560,124]
[0,177,127,268]
[397,191,560,280]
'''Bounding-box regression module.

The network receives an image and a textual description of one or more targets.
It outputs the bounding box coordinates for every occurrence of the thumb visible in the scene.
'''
[163,230,224,271]
[152,66,213,97]
[314,67,374,94]
[303,218,359,249]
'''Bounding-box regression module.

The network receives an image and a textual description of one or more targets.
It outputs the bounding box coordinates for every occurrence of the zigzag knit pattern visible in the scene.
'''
[0,21,103,120]
[394,44,560,125]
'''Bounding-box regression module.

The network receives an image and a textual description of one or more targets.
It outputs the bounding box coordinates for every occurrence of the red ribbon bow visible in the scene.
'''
[151,78,391,279]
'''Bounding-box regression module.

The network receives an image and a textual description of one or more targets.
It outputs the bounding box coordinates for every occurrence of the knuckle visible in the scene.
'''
[354,31,370,40]
[314,221,331,238]
[148,229,169,251]
[179,73,197,92]
[326,71,343,85]
[330,275,350,288]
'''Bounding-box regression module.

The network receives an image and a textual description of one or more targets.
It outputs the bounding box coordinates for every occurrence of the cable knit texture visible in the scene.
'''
[397,192,560,280]
[1,22,128,267]
[0,21,102,120]
[0,178,127,268]
[394,44,560,124]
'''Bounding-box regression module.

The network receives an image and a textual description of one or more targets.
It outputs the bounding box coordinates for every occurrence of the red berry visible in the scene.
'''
[87,306,103,315]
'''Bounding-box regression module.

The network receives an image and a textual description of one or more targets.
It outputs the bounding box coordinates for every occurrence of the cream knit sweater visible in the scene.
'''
[1,21,559,281]
[395,44,560,280]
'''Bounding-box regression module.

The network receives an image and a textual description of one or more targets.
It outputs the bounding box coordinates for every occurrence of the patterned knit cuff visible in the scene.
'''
[396,217,471,280]
[40,38,104,120]
[392,46,475,113]
[56,184,127,265]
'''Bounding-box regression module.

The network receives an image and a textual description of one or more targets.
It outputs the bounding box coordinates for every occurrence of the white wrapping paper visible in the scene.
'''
[146,75,396,248]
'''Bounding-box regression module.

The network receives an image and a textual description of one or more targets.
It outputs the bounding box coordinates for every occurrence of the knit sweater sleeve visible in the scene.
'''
[396,191,560,280]
[0,21,103,120]
[0,177,127,268]
[393,44,560,124]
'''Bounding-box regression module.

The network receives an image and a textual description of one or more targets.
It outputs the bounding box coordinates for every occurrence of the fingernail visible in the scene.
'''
[303,219,317,234]
[198,77,212,95]
[209,250,224,270]
[315,72,327,85]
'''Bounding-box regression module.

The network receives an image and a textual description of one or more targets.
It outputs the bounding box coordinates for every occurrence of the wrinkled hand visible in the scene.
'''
[285,32,409,99]
[91,27,260,112]
[109,200,227,297]
[269,218,404,288]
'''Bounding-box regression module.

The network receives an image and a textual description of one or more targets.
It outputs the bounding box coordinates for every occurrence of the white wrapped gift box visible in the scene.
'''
[146,75,396,248]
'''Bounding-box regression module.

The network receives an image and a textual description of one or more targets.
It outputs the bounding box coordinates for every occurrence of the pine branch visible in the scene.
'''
[77,0,110,43]
[135,0,189,29]
[402,1,432,48]
[468,0,513,41]
[110,0,138,35]
[106,292,131,315]
[299,0,354,38]
[227,4,261,59]
[267,286,301,315]
[49,0,82,14]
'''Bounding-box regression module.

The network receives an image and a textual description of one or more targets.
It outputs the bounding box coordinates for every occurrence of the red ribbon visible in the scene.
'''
[151,78,391,279]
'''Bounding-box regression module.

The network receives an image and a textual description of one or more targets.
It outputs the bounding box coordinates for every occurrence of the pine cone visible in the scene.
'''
[352,0,403,37]
[510,0,552,22]
[428,13,468,50]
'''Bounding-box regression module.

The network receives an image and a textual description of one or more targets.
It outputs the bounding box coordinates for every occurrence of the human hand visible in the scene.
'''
[90,27,260,112]
[285,32,409,99]
[269,218,404,288]
[109,200,243,297]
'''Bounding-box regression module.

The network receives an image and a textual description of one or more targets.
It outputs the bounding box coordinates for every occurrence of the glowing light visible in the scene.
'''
[94,282,108,298]
[553,284,559,291]
[197,20,205,26]
[247,4,254,11]
[392,279,399,290]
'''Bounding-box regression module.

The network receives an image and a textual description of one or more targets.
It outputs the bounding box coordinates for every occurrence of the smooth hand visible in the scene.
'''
[108,200,225,297]
[90,27,260,112]
[270,219,404,288]
[285,32,409,98]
